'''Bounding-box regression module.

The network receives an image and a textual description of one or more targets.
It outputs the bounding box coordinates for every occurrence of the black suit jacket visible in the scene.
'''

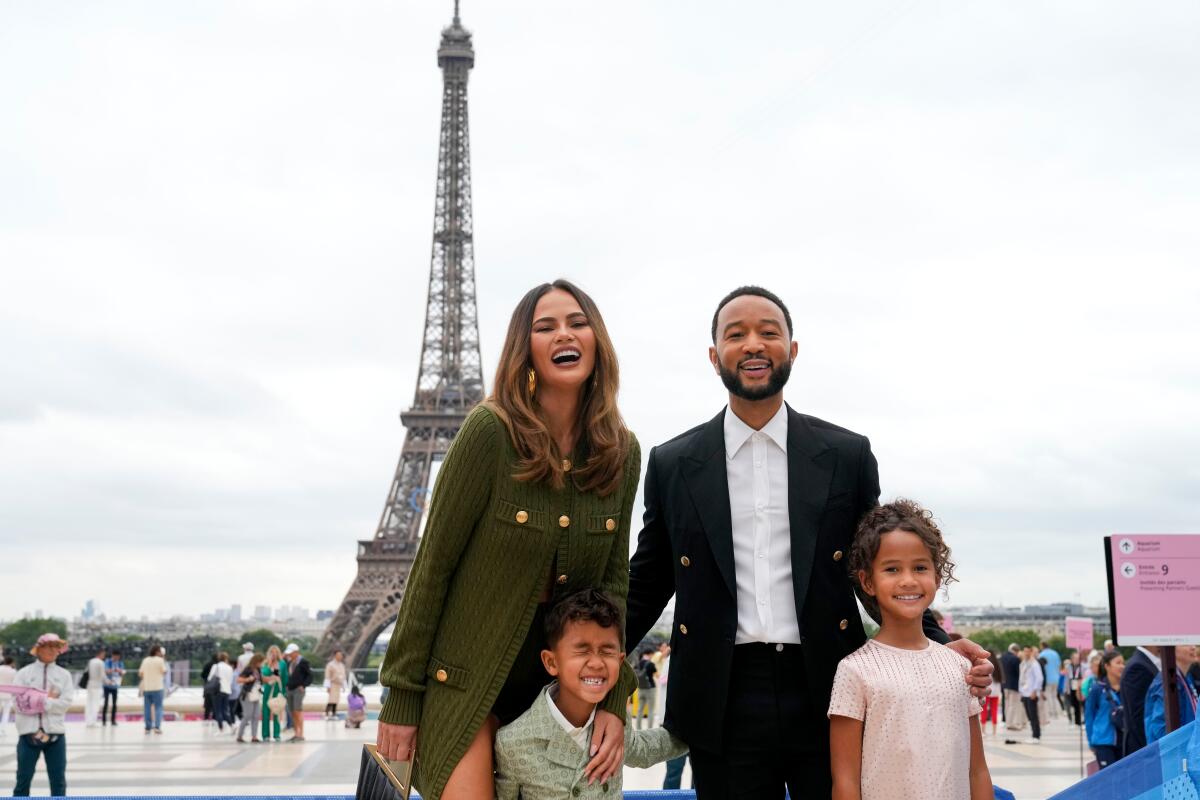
[625,405,947,753]
[1121,649,1159,754]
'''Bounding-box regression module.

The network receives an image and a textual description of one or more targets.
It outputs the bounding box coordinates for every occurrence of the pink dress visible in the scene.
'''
[828,638,981,800]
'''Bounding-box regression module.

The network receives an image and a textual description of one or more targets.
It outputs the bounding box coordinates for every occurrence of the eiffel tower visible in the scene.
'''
[319,2,483,666]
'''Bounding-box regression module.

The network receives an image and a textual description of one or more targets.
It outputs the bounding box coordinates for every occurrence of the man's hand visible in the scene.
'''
[584,710,625,785]
[376,721,418,763]
[945,638,993,700]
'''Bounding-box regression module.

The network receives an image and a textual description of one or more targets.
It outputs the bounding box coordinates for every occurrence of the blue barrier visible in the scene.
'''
[64,795,698,800]
[1048,720,1199,800]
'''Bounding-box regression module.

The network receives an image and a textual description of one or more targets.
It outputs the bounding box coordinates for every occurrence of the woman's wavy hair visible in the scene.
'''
[483,279,630,496]
[848,498,957,618]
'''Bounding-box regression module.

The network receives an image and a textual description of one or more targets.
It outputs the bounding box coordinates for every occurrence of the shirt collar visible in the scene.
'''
[724,403,788,459]
[545,683,595,744]
[1137,646,1163,670]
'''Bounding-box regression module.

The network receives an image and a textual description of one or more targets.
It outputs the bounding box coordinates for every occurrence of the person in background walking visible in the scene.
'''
[236,654,265,743]
[1039,642,1061,721]
[261,645,286,742]
[634,649,658,730]
[1121,645,1161,756]
[12,633,74,797]
[324,649,347,720]
[1081,651,1102,699]
[1084,650,1125,769]
[84,646,106,727]
[209,652,234,732]
[981,652,1001,736]
[236,643,255,674]
[1001,644,1025,732]
[1143,644,1198,745]
[1018,645,1044,744]
[103,649,125,726]
[1064,650,1085,727]
[284,643,312,742]
[200,653,218,724]
[0,655,16,738]
[139,645,168,734]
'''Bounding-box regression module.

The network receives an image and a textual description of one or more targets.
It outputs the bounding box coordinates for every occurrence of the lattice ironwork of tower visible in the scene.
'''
[319,4,483,667]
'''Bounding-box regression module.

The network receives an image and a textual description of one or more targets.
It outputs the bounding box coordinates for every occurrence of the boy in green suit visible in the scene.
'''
[495,589,687,799]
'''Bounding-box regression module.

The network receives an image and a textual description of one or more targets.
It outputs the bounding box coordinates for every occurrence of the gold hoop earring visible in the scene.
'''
[527,368,537,396]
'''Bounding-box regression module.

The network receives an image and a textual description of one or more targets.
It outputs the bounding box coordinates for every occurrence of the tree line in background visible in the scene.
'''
[0,618,321,675]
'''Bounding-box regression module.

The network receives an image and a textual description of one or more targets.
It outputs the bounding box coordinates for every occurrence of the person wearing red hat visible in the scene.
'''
[11,633,73,797]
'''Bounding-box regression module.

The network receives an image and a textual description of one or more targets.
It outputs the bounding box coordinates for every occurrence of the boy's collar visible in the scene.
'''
[535,684,596,770]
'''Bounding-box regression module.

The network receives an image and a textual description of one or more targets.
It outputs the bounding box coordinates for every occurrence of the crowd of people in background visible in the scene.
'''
[985,637,1198,772]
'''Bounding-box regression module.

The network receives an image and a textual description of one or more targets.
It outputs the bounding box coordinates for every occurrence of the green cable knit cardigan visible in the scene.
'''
[378,405,641,800]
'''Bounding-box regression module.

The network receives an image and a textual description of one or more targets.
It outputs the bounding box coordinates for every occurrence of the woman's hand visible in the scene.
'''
[377,721,418,763]
[946,638,994,700]
[584,710,625,785]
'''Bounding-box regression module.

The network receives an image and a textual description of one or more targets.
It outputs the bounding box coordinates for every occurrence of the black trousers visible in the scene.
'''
[690,643,829,800]
[1022,697,1041,739]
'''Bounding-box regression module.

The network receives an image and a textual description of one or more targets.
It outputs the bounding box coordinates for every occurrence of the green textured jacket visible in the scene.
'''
[495,684,688,800]
[378,405,641,800]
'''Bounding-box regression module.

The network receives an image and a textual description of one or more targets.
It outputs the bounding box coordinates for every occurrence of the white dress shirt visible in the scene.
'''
[724,403,802,645]
[1137,646,1162,670]
[546,683,595,752]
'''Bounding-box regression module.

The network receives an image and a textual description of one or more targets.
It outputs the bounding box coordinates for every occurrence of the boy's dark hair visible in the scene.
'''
[711,285,794,342]
[111,649,121,657]
[544,589,625,649]
[848,498,957,617]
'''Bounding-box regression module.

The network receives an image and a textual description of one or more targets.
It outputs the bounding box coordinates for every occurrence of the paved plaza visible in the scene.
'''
[0,696,1091,799]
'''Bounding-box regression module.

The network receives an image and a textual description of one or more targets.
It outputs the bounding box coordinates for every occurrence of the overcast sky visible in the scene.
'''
[2,1,1197,622]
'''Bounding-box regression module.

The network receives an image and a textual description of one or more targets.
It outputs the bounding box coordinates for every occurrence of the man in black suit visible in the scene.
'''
[625,286,992,799]
[1121,646,1161,755]
[1000,643,1025,731]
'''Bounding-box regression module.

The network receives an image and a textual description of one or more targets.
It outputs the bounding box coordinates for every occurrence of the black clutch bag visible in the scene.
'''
[356,744,415,800]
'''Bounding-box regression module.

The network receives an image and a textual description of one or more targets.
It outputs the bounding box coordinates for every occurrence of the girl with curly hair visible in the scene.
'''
[828,499,992,800]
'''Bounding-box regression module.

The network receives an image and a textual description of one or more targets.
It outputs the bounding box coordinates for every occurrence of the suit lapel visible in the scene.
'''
[786,406,835,624]
[680,410,737,600]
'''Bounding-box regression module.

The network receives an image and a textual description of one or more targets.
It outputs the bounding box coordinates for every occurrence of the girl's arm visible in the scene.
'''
[968,717,992,800]
[829,715,864,800]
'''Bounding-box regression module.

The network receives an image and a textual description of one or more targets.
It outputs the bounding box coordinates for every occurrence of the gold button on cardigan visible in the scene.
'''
[377,406,641,800]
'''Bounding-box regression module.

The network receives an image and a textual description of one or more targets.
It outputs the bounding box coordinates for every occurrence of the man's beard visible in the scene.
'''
[718,357,792,401]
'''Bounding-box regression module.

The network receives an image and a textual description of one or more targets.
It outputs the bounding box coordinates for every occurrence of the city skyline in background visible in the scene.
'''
[3,1,1198,621]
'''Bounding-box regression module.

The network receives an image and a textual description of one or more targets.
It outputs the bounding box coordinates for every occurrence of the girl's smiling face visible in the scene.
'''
[858,529,939,623]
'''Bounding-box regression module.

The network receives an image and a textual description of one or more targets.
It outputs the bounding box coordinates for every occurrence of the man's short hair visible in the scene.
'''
[1008,643,1019,653]
[544,589,625,649]
[705,284,792,340]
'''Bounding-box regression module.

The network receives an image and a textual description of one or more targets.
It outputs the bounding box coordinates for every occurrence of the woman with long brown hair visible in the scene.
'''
[375,280,640,799]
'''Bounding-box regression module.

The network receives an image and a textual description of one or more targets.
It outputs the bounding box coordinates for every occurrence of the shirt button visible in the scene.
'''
[757,552,764,559]
[557,574,568,585]
[833,550,843,561]
[679,624,688,635]
[680,556,691,567]
[775,643,784,653]
[559,515,570,528]
[759,599,767,606]
[515,510,529,524]
[839,619,849,630]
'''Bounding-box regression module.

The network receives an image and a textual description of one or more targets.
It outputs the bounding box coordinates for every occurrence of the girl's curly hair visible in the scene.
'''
[849,499,957,617]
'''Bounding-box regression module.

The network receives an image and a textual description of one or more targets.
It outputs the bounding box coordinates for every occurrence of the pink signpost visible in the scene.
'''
[1106,534,1200,645]
[1065,616,1093,651]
